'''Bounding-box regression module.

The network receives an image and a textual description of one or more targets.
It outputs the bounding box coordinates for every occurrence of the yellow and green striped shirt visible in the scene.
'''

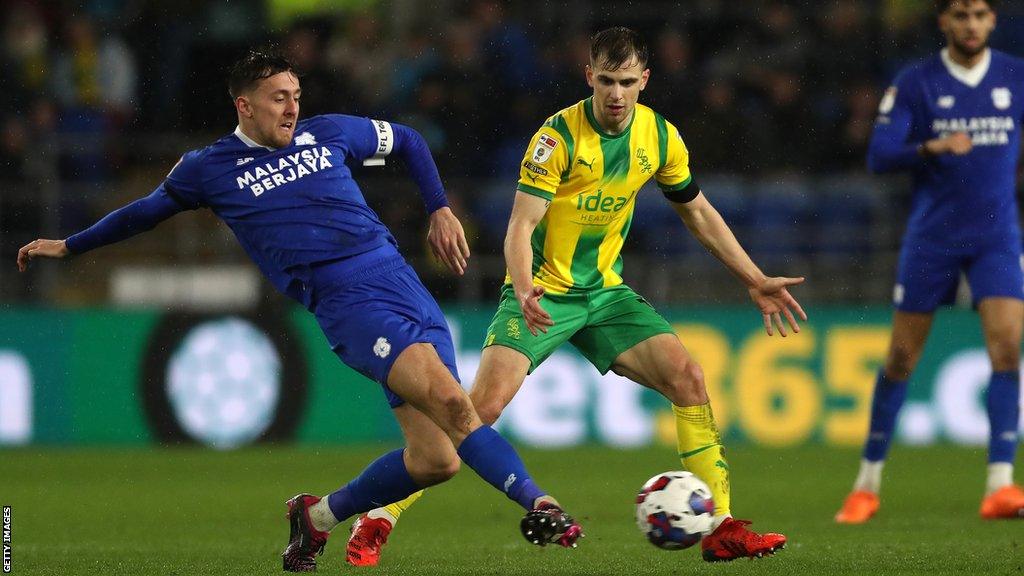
[513,97,693,294]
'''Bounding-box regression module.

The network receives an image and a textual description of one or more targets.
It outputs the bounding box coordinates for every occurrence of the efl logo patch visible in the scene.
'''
[992,87,1011,110]
[531,134,559,164]
[523,161,549,176]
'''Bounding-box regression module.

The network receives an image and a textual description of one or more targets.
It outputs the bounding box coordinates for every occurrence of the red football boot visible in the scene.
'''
[345,514,394,567]
[282,494,330,572]
[701,517,786,562]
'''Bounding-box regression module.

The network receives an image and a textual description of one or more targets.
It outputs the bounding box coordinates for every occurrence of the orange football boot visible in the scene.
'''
[834,490,880,524]
[980,484,1024,519]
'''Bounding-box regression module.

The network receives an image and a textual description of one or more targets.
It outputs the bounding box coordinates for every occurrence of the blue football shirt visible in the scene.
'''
[869,49,1024,247]
[163,115,419,304]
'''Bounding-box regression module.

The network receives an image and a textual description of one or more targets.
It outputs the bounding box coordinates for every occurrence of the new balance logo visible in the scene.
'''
[236,157,254,166]
[504,473,517,492]
[295,131,317,146]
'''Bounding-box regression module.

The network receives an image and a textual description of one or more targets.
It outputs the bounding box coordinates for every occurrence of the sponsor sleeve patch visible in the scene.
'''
[363,119,394,166]
[523,161,549,176]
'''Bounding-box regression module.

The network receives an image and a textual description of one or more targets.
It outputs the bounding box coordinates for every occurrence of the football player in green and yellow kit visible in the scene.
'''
[348,26,806,565]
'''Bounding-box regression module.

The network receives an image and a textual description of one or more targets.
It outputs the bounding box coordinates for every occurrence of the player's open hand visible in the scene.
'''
[17,239,69,272]
[427,206,471,276]
[748,276,807,337]
[517,285,554,336]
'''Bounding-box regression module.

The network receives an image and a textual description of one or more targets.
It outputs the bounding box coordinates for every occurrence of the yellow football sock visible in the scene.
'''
[673,403,731,516]
[380,490,424,523]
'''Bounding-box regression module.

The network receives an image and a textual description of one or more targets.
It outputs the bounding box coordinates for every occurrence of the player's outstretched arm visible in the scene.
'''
[16,187,185,272]
[670,192,806,336]
[505,191,553,336]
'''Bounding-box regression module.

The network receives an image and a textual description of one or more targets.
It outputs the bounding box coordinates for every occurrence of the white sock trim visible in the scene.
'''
[367,507,398,525]
[308,497,340,533]
[986,463,1014,495]
[853,459,884,494]
[711,514,731,531]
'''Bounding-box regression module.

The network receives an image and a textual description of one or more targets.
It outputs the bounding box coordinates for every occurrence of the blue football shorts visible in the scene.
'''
[310,258,460,408]
[894,236,1024,312]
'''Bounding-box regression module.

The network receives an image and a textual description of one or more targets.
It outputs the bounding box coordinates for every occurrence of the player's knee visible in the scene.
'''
[988,340,1020,372]
[425,455,461,483]
[666,360,707,405]
[408,452,461,485]
[886,344,920,378]
[429,384,476,436]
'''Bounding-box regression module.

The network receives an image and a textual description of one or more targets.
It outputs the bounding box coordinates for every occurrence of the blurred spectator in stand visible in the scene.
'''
[684,77,765,174]
[3,5,51,114]
[51,13,136,183]
[818,78,879,172]
[646,26,699,115]
[326,11,398,115]
[283,21,340,118]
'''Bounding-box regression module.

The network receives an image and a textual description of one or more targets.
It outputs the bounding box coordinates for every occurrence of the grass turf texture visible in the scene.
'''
[3,445,1022,575]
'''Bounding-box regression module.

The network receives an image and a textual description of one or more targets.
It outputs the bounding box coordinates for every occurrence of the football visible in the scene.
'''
[635,471,715,550]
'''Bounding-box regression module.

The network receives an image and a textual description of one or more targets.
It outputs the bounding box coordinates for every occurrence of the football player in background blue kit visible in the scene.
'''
[16,48,583,569]
[836,0,1024,523]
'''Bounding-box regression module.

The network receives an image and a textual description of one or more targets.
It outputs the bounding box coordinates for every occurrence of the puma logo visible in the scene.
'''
[576,157,596,172]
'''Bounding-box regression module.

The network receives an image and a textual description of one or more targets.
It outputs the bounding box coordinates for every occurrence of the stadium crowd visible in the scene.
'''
[2,0,1023,303]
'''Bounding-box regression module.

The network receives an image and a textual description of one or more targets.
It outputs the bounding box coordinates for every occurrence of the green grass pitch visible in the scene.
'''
[3,445,1022,575]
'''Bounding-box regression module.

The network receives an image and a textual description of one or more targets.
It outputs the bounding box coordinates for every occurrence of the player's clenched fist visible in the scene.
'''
[16,239,68,272]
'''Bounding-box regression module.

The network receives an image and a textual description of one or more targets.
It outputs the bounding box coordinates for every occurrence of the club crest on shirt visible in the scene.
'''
[294,131,317,146]
[879,86,897,114]
[531,134,559,164]
[373,337,391,358]
[992,87,1011,110]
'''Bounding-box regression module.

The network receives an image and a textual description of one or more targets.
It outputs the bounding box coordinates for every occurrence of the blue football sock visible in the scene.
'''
[863,371,908,462]
[987,370,1020,464]
[327,448,420,522]
[457,425,545,510]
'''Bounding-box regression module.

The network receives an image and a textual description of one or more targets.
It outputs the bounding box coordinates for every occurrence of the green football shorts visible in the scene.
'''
[482,283,676,374]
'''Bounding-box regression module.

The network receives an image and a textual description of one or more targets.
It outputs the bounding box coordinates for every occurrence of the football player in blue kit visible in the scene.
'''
[16,48,583,569]
[835,0,1024,523]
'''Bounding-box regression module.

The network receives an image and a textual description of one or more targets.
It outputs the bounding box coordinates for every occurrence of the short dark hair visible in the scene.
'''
[228,46,294,98]
[590,27,649,71]
[936,0,996,14]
